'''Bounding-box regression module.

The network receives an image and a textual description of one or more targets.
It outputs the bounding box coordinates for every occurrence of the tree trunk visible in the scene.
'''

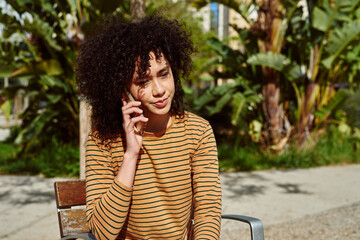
[131,0,146,22]
[257,0,286,146]
[262,68,283,145]
[80,101,91,179]
[297,81,318,145]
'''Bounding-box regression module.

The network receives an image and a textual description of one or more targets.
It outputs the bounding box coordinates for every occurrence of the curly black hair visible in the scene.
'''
[76,15,195,141]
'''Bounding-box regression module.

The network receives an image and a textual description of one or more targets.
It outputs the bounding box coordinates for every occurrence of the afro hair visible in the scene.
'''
[76,15,195,141]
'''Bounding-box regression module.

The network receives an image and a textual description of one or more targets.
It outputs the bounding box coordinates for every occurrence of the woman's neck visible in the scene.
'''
[145,114,172,133]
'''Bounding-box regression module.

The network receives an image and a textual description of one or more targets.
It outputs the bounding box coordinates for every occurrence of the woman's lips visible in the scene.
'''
[153,98,168,108]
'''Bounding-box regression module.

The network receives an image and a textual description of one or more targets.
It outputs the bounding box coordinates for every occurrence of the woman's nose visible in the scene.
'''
[152,80,165,97]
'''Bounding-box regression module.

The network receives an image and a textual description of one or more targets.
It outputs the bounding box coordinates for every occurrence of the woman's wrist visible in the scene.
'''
[123,150,140,160]
[115,151,139,187]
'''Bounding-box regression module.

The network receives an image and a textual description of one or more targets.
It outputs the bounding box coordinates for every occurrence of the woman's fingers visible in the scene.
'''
[122,100,141,120]
[122,99,148,134]
[122,99,142,108]
[128,115,148,134]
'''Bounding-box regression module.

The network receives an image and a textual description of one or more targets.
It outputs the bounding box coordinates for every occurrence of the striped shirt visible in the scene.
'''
[85,112,222,240]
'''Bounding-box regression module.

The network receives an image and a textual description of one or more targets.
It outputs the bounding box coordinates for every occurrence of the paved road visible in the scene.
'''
[0,164,359,239]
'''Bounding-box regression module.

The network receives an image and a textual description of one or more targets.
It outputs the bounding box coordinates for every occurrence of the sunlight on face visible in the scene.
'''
[129,52,175,119]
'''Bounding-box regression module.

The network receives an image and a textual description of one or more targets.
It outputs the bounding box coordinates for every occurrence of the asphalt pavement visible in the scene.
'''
[1,113,360,239]
[0,164,359,239]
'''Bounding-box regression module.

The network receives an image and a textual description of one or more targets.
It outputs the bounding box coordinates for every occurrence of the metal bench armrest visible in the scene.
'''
[222,214,264,240]
[60,233,96,240]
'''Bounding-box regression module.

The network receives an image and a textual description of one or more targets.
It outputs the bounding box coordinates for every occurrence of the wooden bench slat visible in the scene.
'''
[54,180,264,240]
[54,180,86,208]
[59,208,90,237]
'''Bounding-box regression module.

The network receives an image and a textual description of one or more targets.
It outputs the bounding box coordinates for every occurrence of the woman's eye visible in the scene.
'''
[137,80,149,86]
[161,72,169,78]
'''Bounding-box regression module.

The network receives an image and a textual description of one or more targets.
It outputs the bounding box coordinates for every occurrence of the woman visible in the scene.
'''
[76,15,221,240]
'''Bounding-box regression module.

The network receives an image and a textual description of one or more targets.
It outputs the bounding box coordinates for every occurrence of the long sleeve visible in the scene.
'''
[85,133,132,240]
[191,123,222,239]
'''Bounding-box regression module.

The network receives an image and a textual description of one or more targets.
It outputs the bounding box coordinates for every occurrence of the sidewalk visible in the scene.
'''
[0,164,359,239]
[220,164,360,239]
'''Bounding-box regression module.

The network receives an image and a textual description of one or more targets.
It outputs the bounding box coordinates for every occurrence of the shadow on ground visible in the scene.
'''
[0,176,55,206]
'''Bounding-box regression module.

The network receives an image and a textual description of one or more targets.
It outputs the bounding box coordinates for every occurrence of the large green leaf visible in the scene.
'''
[356,7,360,19]
[206,37,243,75]
[206,92,232,115]
[40,0,59,18]
[10,59,63,77]
[247,52,290,71]
[283,62,303,82]
[40,76,67,90]
[0,65,16,78]
[15,108,58,145]
[194,83,235,110]
[231,92,246,126]
[314,89,350,129]
[0,100,13,121]
[229,24,259,56]
[341,90,360,128]
[23,14,62,51]
[206,37,243,63]
[46,94,62,104]
[322,21,360,69]
[312,7,330,32]
[312,0,343,32]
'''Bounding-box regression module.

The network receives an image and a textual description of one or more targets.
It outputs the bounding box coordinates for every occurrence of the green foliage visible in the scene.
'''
[219,126,360,171]
[0,142,20,164]
[146,0,216,85]
[194,77,262,131]
[0,138,79,177]
[193,0,360,150]
[0,100,12,120]
[313,89,349,129]
[338,90,360,129]
[322,21,360,69]
[247,52,290,71]
[0,0,133,162]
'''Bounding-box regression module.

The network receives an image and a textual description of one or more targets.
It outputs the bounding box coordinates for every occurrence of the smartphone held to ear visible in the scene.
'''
[126,91,146,134]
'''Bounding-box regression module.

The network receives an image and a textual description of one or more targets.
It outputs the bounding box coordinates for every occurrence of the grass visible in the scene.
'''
[218,127,360,172]
[0,138,79,177]
[0,141,20,162]
[1,126,359,177]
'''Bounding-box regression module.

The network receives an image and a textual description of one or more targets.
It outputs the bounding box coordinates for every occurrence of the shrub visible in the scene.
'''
[218,126,360,171]
[0,138,79,177]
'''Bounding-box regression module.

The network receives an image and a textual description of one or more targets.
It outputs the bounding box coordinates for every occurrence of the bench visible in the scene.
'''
[54,180,264,240]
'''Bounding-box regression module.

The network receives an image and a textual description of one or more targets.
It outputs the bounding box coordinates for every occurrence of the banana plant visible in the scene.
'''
[193,0,360,149]
[193,0,301,148]
[0,0,130,155]
[192,32,263,147]
[286,0,360,144]
[246,0,360,144]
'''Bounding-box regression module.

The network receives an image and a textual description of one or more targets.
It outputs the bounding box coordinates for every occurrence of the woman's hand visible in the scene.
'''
[116,99,148,188]
[121,99,148,156]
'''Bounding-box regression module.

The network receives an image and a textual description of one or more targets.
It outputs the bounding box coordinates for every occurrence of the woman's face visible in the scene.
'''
[128,52,175,119]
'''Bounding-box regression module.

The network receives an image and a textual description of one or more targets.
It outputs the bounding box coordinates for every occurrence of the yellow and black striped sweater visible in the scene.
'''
[85,112,222,240]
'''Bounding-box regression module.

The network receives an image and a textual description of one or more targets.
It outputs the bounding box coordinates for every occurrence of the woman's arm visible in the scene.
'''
[85,99,148,240]
[115,100,147,187]
[191,123,222,240]
[86,133,133,240]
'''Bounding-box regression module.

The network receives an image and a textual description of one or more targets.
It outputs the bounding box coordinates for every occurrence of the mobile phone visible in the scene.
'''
[126,90,145,134]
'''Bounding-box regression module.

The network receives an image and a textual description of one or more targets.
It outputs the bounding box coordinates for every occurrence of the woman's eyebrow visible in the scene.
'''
[158,65,170,75]
[133,63,169,82]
